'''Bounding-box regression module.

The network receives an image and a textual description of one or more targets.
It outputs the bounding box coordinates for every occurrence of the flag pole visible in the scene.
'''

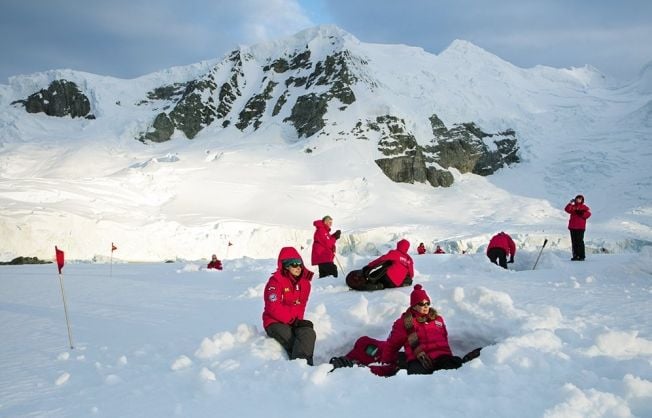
[110,248,113,277]
[58,272,74,349]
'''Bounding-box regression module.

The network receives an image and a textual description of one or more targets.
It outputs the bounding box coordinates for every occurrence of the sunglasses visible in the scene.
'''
[285,262,302,268]
[416,301,430,307]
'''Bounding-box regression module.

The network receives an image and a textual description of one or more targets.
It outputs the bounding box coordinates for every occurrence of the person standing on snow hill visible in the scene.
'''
[311,215,341,278]
[263,247,316,365]
[347,239,414,291]
[565,194,592,261]
[207,254,223,270]
[486,232,516,269]
[434,245,445,254]
[417,243,426,255]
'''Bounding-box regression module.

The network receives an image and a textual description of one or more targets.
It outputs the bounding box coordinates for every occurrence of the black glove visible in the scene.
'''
[329,356,354,369]
[293,319,313,329]
[575,209,584,216]
[462,347,482,363]
[361,266,371,277]
[333,230,341,240]
[508,257,514,264]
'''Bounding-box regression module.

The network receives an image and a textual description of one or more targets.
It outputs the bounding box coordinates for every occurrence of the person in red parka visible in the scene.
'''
[417,243,426,255]
[565,194,592,261]
[434,245,445,254]
[311,215,341,278]
[359,239,414,290]
[381,284,463,374]
[262,247,316,365]
[486,232,516,269]
[207,254,223,270]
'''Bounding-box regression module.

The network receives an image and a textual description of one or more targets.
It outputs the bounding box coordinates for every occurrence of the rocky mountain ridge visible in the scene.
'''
[7,26,522,187]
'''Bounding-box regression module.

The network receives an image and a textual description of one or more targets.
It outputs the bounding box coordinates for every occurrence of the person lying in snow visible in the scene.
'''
[262,247,316,365]
[345,239,413,291]
[330,284,481,375]
[207,254,223,270]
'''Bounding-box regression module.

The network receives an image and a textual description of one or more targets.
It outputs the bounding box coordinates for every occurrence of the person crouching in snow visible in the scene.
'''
[346,239,414,291]
[417,242,426,255]
[434,245,445,254]
[207,254,223,270]
[311,215,341,278]
[262,247,316,365]
[486,232,516,269]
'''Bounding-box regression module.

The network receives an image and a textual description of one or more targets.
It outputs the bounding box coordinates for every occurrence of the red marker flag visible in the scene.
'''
[111,243,117,252]
[228,241,233,246]
[55,246,65,274]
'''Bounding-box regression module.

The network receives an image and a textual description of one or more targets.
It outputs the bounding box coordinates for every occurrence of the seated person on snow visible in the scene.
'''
[346,239,414,291]
[207,254,223,270]
[330,284,481,375]
[262,247,316,365]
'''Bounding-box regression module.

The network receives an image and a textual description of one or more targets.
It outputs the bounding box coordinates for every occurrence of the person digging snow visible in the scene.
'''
[486,232,516,269]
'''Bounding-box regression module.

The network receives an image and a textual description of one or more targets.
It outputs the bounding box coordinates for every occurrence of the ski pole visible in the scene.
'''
[334,254,345,275]
[532,238,548,270]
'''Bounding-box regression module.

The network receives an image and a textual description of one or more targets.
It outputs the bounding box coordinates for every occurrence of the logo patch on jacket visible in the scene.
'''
[434,320,443,327]
[268,293,278,302]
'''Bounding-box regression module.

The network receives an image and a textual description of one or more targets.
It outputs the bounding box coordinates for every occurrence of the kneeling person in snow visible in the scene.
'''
[346,239,413,291]
[262,247,316,365]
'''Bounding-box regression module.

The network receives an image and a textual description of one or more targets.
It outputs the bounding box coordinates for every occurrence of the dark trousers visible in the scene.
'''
[406,355,463,375]
[318,262,338,278]
[570,229,586,260]
[265,322,315,365]
[367,266,411,289]
[487,247,508,269]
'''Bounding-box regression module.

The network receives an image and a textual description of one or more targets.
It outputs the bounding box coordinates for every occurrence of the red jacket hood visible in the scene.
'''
[313,219,330,232]
[397,239,410,253]
[276,247,304,271]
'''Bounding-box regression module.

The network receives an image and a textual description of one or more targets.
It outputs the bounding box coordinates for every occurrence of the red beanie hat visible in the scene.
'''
[410,284,430,307]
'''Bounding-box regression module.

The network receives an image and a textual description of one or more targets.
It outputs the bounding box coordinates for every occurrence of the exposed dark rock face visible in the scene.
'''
[0,256,52,265]
[169,77,218,139]
[12,79,92,118]
[140,113,175,142]
[236,80,277,130]
[356,113,517,188]
[283,94,328,138]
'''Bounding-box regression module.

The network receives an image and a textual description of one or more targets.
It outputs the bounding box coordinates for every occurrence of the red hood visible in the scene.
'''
[313,219,330,232]
[397,239,410,253]
[276,247,304,271]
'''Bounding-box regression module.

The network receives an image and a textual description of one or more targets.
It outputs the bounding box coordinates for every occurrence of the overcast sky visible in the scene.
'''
[1,0,651,83]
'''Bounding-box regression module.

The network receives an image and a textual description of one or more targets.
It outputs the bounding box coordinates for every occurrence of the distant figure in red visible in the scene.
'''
[486,232,516,269]
[347,239,414,291]
[311,215,341,278]
[207,254,223,270]
[263,247,315,365]
[417,243,426,255]
[565,194,591,261]
[434,245,445,254]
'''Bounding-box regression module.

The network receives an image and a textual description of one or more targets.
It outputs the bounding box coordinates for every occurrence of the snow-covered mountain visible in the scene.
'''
[0,25,650,261]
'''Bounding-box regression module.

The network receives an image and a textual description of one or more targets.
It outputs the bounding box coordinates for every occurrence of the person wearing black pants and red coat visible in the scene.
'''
[486,232,516,269]
[565,194,591,261]
[263,247,316,365]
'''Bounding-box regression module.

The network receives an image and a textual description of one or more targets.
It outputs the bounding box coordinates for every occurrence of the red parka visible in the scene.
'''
[486,232,516,257]
[311,219,337,265]
[381,308,452,364]
[207,260,223,270]
[367,239,414,287]
[262,247,314,329]
[565,202,591,230]
[417,243,426,255]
